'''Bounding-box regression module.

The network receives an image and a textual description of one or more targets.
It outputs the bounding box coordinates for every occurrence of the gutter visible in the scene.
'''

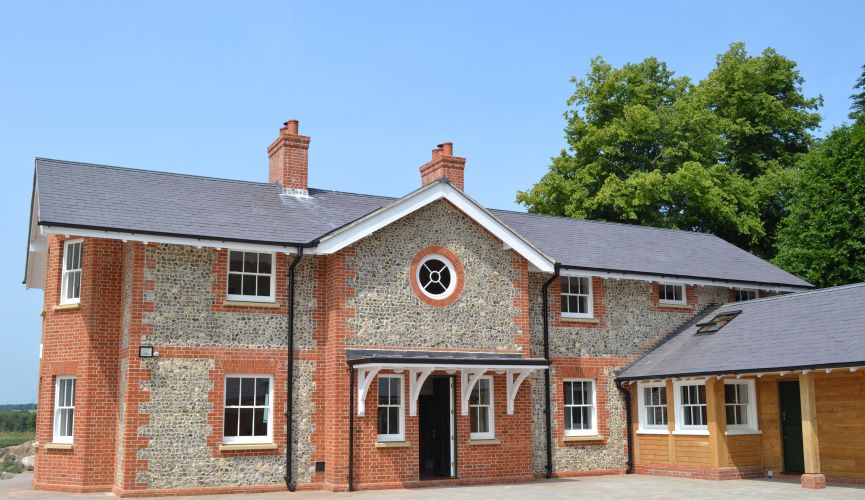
[541,263,560,479]
[285,247,304,492]
[617,360,865,384]
[615,380,634,474]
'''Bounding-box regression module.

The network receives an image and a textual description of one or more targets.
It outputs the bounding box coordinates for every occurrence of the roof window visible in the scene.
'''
[695,311,741,334]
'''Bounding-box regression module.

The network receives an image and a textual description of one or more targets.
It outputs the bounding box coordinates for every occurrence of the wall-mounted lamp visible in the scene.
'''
[139,346,158,358]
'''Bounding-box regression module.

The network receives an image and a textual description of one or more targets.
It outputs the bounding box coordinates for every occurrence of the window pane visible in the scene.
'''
[243,252,257,273]
[224,408,239,436]
[674,286,682,301]
[578,277,588,294]
[66,409,74,436]
[73,243,81,270]
[378,379,390,405]
[72,272,81,299]
[226,378,240,406]
[564,383,574,405]
[578,296,588,314]
[257,276,271,297]
[377,407,388,434]
[255,378,270,406]
[698,385,706,404]
[478,379,489,405]
[567,296,579,314]
[390,380,400,405]
[560,277,569,294]
[476,407,489,433]
[240,378,255,406]
[228,274,242,295]
[229,251,243,272]
[253,408,267,436]
[258,254,272,274]
[238,408,254,436]
[582,407,592,430]
[242,275,256,296]
[388,407,399,435]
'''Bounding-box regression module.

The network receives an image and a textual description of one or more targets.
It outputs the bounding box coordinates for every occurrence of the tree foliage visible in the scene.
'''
[517,43,822,258]
[0,411,36,433]
[851,65,865,121]
[772,122,865,287]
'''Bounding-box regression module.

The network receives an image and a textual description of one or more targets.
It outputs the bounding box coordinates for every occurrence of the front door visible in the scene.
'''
[779,380,805,473]
[418,376,455,478]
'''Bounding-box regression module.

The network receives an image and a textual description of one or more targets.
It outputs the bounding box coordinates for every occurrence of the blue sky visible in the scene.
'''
[1,1,863,403]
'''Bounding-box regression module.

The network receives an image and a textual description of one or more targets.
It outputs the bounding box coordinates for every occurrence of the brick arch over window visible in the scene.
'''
[409,246,465,307]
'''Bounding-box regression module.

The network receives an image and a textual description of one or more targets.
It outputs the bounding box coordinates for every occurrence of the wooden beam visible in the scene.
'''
[799,371,821,474]
[706,378,729,468]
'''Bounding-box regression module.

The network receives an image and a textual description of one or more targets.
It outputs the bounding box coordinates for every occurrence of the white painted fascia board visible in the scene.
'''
[25,188,47,290]
[315,182,556,273]
[350,362,548,371]
[39,226,300,255]
[560,267,807,293]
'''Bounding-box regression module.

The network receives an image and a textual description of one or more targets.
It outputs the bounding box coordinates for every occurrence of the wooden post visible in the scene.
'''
[707,378,729,469]
[799,371,826,489]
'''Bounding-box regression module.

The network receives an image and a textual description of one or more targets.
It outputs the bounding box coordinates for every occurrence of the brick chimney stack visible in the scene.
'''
[268,119,310,194]
[419,141,466,191]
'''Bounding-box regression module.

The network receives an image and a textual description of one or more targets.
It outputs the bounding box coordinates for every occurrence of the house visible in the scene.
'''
[617,283,865,489]
[24,120,814,496]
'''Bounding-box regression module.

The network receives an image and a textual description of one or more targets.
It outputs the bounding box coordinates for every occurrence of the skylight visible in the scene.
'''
[696,311,741,334]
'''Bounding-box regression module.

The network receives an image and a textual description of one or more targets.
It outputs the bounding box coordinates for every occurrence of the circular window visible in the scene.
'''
[417,255,454,298]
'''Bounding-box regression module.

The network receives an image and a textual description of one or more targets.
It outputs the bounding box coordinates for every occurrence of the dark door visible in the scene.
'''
[418,377,454,478]
[779,381,805,473]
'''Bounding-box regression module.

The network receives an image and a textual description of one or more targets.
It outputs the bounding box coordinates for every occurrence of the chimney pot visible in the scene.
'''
[420,141,466,191]
[284,119,299,135]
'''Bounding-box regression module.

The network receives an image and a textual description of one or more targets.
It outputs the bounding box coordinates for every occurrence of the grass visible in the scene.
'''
[0,432,34,449]
[1,457,24,474]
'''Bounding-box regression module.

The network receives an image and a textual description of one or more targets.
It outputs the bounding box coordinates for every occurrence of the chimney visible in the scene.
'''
[268,119,310,194]
[419,141,466,191]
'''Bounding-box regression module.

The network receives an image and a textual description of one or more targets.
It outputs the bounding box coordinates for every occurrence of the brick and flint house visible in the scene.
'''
[28,119,849,496]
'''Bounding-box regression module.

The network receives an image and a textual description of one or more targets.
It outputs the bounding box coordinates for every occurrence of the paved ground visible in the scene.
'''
[3,472,865,499]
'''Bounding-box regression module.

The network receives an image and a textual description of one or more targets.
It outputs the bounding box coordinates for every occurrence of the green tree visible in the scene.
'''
[773,124,865,287]
[851,65,865,121]
[517,43,821,258]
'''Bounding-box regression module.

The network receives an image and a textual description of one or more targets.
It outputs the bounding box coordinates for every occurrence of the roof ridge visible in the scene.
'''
[307,187,397,201]
[36,157,277,188]
[489,207,719,237]
[718,282,865,308]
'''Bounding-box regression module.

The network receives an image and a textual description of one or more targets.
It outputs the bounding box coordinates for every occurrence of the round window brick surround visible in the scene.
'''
[409,246,465,306]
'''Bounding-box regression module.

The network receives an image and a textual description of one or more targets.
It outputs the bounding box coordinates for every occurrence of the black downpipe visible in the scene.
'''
[616,380,635,474]
[285,247,304,492]
[541,264,560,479]
[348,366,356,492]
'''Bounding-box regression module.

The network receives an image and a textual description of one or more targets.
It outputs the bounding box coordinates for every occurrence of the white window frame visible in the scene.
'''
[60,239,83,305]
[723,379,760,434]
[222,375,274,445]
[658,282,687,305]
[637,381,669,434]
[673,380,708,434]
[469,375,495,440]
[563,378,598,437]
[415,253,458,300]
[377,375,405,442]
[226,251,276,303]
[53,376,76,444]
[735,288,759,302]
[560,275,594,319]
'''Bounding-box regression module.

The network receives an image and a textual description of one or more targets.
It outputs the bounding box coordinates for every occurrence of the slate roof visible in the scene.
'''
[617,283,865,380]
[33,157,810,288]
[345,349,548,366]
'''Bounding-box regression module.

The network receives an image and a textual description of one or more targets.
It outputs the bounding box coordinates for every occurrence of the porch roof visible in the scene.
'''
[617,283,865,381]
[345,349,549,367]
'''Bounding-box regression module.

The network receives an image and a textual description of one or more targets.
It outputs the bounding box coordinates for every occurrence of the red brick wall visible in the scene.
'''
[34,235,124,492]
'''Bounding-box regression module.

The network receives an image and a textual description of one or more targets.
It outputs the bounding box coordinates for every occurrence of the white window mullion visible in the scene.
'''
[60,240,83,305]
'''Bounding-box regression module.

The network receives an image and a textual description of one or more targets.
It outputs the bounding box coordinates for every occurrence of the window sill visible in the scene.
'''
[219,443,278,451]
[563,435,603,442]
[636,429,670,435]
[44,443,74,450]
[222,300,281,309]
[52,303,80,311]
[467,438,500,446]
[725,429,762,436]
[672,429,709,436]
[658,302,691,309]
[375,440,410,448]
[559,316,600,324]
